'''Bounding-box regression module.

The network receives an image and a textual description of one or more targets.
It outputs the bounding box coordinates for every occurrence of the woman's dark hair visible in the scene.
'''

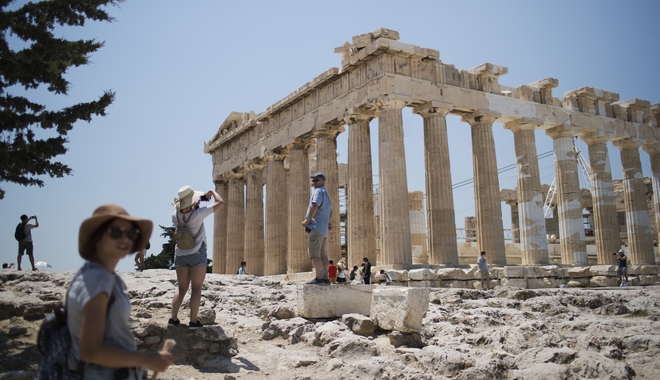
[82,218,139,261]
[353,266,358,270]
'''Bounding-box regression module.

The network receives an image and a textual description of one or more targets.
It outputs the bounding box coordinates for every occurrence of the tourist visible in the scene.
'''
[134,241,149,271]
[169,186,225,328]
[379,269,392,285]
[349,265,359,284]
[68,204,173,378]
[16,214,39,271]
[337,266,347,284]
[615,249,629,286]
[328,260,338,284]
[477,251,491,290]
[362,257,372,284]
[302,172,333,285]
[238,261,247,275]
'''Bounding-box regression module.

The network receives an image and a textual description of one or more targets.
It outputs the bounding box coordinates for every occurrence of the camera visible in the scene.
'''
[199,195,209,202]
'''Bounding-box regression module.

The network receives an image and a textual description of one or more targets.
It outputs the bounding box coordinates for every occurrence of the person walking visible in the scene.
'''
[615,249,629,286]
[328,260,338,284]
[169,186,224,328]
[302,172,333,285]
[65,204,173,379]
[477,251,491,290]
[16,214,39,271]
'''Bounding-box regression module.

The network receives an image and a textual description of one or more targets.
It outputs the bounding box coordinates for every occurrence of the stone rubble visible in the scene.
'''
[0,269,659,379]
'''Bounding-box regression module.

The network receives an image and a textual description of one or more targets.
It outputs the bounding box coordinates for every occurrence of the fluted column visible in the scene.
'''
[546,127,587,264]
[287,139,312,273]
[614,139,655,264]
[376,97,412,266]
[226,171,245,274]
[244,162,266,276]
[507,201,520,244]
[462,113,506,265]
[346,112,377,266]
[413,102,458,265]
[315,126,343,261]
[583,135,620,264]
[644,144,660,253]
[212,178,228,274]
[504,121,549,265]
[265,152,288,275]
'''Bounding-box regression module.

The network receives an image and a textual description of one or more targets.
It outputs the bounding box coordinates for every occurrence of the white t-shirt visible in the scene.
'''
[172,204,214,256]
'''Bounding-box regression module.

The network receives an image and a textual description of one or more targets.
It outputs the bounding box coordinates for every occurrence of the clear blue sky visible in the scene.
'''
[2,0,659,272]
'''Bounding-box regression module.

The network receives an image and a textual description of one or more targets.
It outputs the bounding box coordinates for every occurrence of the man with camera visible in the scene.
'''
[615,249,629,286]
[17,214,39,271]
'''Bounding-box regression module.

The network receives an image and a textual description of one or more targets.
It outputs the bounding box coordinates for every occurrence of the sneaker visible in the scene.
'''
[167,318,180,326]
[321,279,331,284]
[188,320,203,329]
[306,278,328,285]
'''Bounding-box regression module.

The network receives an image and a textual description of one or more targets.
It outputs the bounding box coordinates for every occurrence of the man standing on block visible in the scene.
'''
[477,251,491,291]
[302,172,333,285]
[17,214,39,271]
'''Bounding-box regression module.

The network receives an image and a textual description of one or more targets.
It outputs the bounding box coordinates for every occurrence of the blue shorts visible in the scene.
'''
[175,242,208,268]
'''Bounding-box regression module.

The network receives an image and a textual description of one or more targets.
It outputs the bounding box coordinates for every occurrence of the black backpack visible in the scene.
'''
[14,223,26,241]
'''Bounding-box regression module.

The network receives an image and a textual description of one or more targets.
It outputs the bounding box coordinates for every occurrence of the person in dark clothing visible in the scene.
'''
[615,249,629,286]
[361,257,372,284]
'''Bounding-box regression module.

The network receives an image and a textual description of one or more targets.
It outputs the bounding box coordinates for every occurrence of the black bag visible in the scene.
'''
[14,222,26,241]
[34,303,82,380]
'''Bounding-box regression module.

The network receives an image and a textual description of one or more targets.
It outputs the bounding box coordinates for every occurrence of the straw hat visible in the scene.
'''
[79,204,153,259]
[174,185,205,211]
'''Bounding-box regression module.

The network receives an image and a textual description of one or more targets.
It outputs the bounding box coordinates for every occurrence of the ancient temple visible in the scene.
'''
[205,28,660,275]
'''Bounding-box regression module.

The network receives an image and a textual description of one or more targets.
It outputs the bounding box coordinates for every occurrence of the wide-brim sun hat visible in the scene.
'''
[174,185,205,210]
[79,204,153,257]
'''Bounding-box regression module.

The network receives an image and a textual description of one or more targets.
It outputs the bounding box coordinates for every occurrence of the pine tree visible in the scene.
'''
[0,0,123,199]
[144,225,176,270]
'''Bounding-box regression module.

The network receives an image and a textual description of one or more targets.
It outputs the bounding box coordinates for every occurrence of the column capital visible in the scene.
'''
[581,133,610,146]
[286,137,312,151]
[461,111,500,126]
[225,169,245,180]
[371,95,409,111]
[264,152,288,162]
[244,160,266,172]
[642,142,660,155]
[503,118,540,132]
[545,125,580,139]
[412,101,452,117]
[344,108,375,125]
[214,176,229,185]
[613,138,643,150]
[313,125,345,139]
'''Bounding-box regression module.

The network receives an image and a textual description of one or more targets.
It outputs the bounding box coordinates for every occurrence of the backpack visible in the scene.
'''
[14,222,27,241]
[34,303,82,380]
[173,211,203,249]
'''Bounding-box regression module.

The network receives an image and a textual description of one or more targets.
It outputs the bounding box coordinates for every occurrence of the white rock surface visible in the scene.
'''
[370,287,429,332]
[297,284,375,318]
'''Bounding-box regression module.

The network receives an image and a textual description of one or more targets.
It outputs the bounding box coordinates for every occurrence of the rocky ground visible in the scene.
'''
[1,269,659,379]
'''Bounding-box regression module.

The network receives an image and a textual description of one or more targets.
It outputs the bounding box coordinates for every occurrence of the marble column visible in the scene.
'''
[226,171,245,274]
[462,113,506,265]
[377,97,412,266]
[504,121,549,265]
[346,113,377,266]
[614,139,655,264]
[244,162,266,276]
[546,127,587,265]
[582,135,620,264]
[413,102,458,265]
[212,178,228,274]
[644,144,660,253]
[507,201,520,244]
[265,153,288,275]
[315,127,343,261]
[287,140,312,273]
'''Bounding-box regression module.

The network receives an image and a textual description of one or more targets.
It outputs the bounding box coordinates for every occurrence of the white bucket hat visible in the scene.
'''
[174,185,205,210]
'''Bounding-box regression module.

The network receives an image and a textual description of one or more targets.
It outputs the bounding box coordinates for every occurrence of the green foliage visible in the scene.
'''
[0,0,124,199]
[144,225,175,270]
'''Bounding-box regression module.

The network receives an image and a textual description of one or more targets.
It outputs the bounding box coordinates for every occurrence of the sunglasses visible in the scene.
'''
[312,179,322,182]
[107,226,140,241]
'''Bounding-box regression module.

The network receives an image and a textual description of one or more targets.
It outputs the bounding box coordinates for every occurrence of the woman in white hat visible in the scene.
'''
[169,185,224,329]
[67,204,173,379]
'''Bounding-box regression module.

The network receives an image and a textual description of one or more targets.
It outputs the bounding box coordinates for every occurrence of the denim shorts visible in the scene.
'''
[175,242,207,268]
[617,266,627,276]
[83,364,144,380]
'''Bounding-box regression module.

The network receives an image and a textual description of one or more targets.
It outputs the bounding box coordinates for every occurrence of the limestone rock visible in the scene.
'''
[408,268,437,281]
[388,330,423,348]
[590,276,618,287]
[503,266,525,278]
[567,278,589,287]
[387,270,408,282]
[261,317,311,341]
[297,284,374,318]
[436,268,468,280]
[197,307,216,325]
[527,278,555,289]
[22,306,45,321]
[413,346,476,377]
[326,335,380,358]
[196,325,233,341]
[638,275,658,286]
[443,280,468,288]
[590,265,616,276]
[341,313,375,336]
[501,278,528,289]
[371,287,429,332]
[567,266,590,278]
[7,326,27,336]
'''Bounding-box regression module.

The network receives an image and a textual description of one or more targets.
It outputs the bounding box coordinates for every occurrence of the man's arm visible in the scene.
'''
[302,203,318,227]
[33,216,39,228]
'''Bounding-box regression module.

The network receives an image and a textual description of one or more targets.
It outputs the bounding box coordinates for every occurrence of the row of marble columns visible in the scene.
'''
[212,100,658,275]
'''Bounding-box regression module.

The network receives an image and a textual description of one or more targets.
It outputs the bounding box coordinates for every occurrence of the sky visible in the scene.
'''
[1,0,659,272]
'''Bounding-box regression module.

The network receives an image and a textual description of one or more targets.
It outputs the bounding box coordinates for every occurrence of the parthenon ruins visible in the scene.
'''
[204,28,660,276]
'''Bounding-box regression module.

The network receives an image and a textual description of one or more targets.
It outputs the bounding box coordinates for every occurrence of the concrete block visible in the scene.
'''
[436,268,467,280]
[388,270,409,282]
[442,280,468,288]
[489,267,504,279]
[464,265,480,280]
[567,266,590,278]
[589,276,618,287]
[408,280,431,288]
[567,278,589,287]
[527,278,555,289]
[471,280,497,289]
[371,287,430,332]
[539,265,561,277]
[628,265,659,275]
[297,284,376,318]
[590,265,616,276]
[503,266,525,278]
[408,268,438,281]
[500,278,528,288]
[637,275,658,286]
[628,277,640,286]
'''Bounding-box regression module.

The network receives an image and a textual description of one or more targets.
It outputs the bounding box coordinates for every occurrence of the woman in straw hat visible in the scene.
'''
[169,186,224,329]
[68,204,173,379]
